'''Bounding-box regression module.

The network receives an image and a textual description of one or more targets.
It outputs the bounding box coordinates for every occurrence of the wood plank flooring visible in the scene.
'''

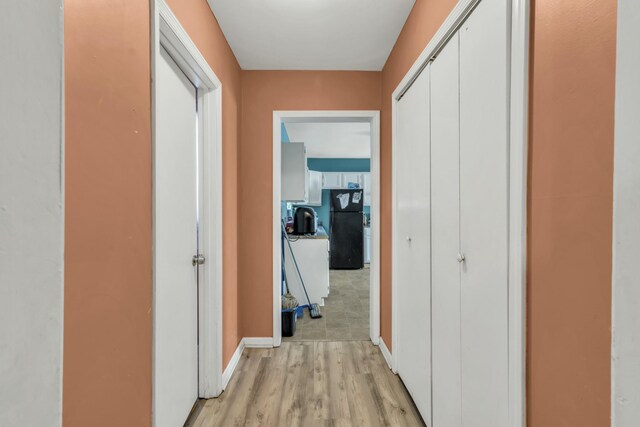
[188,341,425,426]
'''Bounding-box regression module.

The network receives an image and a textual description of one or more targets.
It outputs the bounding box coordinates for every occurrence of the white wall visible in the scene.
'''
[0,1,64,426]
[612,0,640,424]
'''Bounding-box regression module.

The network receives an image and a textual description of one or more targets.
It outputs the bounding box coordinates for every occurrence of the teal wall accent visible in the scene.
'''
[295,158,371,234]
[281,122,290,143]
[307,158,370,172]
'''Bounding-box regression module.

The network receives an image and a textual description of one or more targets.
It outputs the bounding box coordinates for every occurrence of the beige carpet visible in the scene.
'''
[283,266,370,342]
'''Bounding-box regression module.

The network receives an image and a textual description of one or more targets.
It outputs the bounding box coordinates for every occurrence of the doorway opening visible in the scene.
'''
[272,111,380,346]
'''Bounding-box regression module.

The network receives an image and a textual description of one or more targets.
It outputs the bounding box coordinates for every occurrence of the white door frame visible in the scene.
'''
[272,110,381,347]
[152,0,224,410]
[612,0,640,423]
[391,0,529,426]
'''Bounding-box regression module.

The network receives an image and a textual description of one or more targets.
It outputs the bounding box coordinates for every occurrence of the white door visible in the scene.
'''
[154,47,200,427]
[396,66,432,423]
[459,0,509,425]
[431,31,462,427]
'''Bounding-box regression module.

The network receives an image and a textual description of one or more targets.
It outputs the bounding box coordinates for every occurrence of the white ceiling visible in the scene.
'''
[207,0,415,70]
[284,122,371,158]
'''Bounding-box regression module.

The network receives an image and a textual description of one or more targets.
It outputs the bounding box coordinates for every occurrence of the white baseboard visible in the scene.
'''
[370,334,381,346]
[243,337,274,348]
[379,337,394,371]
[221,339,245,391]
[220,337,274,392]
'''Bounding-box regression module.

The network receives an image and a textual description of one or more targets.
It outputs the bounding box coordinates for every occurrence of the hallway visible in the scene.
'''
[187,341,424,426]
[5,0,631,426]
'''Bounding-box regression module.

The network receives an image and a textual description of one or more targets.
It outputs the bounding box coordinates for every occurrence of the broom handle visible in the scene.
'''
[282,222,313,307]
[280,222,291,294]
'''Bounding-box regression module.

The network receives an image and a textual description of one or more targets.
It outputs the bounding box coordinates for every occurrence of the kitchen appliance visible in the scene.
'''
[329,189,364,269]
[293,207,318,235]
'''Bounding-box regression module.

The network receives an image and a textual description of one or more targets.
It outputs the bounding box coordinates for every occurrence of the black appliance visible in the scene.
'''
[293,207,318,235]
[329,189,364,269]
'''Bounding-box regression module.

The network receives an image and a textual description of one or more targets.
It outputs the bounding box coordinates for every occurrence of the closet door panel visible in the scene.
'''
[395,66,432,424]
[459,0,510,425]
[430,31,462,427]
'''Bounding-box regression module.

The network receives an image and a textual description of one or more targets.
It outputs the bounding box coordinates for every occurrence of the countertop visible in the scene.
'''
[287,226,328,240]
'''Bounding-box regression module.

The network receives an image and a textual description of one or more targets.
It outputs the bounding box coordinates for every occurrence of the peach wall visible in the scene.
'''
[380,0,459,350]
[238,71,381,337]
[64,1,152,425]
[64,0,241,425]
[527,1,616,425]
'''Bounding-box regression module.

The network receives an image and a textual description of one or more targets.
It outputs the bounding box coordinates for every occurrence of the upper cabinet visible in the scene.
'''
[320,171,371,206]
[322,172,342,189]
[282,143,308,202]
[307,170,323,206]
[341,172,364,188]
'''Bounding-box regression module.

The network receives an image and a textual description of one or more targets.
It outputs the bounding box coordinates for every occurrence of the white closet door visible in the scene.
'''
[431,31,462,427]
[396,66,432,423]
[154,47,200,427]
[459,0,509,425]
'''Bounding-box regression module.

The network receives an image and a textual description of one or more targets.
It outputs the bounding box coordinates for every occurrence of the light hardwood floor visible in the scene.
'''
[188,341,425,426]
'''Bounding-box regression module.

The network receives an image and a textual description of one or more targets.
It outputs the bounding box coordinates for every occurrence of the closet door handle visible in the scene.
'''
[457,253,466,263]
[406,236,412,242]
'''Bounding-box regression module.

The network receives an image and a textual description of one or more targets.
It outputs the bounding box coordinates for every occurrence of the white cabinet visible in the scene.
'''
[307,170,323,206]
[322,172,370,194]
[362,172,371,206]
[281,143,308,202]
[283,237,330,306]
[322,172,342,189]
[321,171,371,204]
[341,172,364,188]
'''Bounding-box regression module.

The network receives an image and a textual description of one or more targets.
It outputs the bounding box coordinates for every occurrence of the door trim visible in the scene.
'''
[152,0,224,411]
[612,0,640,423]
[390,0,529,425]
[272,110,381,347]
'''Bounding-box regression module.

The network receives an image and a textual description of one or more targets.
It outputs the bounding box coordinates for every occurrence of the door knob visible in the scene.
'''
[457,253,466,263]
[406,236,412,242]
[192,254,206,266]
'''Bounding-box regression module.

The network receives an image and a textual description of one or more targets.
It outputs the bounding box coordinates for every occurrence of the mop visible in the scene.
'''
[281,223,299,310]
[281,222,323,319]
[281,266,299,310]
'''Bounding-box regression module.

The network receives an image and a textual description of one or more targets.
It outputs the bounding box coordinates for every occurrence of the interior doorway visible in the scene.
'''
[152,1,225,424]
[272,111,381,347]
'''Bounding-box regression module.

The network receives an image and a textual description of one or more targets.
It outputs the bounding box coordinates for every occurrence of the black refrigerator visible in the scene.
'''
[329,189,364,269]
